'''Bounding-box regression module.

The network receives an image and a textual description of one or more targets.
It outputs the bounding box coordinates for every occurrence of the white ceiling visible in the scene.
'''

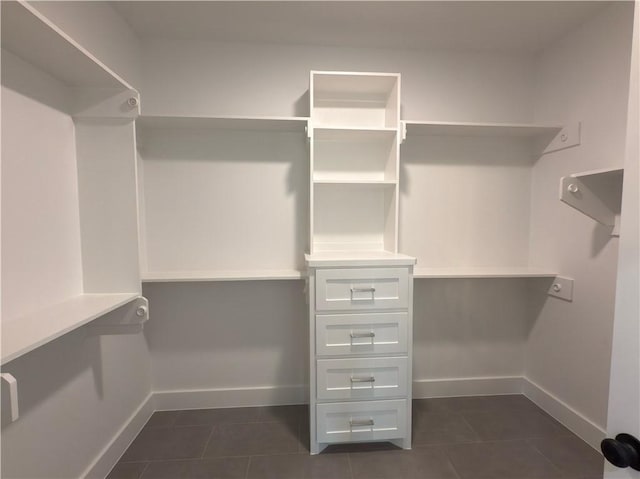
[111,1,609,54]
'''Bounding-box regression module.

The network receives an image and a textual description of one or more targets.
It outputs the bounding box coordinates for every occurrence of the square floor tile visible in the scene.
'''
[349,449,459,479]
[107,462,149,479]
[144,411,180,429]
[412,410,480,446]
[120,425,212,462]
[203,422,301,457]
[528,435,604,477]
[462,409,573,441]
[140,457,249,479]
[247,453,351,479]
[444,440,565,478]
[175,407,263,427]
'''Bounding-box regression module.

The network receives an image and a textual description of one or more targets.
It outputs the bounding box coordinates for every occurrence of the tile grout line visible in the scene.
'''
[136,462,150,479]
[199,424,217,460]
[346,451,355,479]
[244,456,252,479]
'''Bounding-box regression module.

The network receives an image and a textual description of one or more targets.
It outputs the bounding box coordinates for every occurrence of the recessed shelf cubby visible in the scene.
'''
[311,71,400,129]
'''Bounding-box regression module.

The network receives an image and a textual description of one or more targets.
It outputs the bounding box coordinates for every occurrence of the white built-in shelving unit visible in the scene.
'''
[310,72,401,255]
[399,117,569,280]
[136,110,568,281]
[136,115,309,283]
[1,1,144,365]
[306,71,416,454]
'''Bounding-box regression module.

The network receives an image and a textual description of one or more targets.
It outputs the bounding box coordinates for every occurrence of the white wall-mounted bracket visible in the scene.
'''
[548,276,574,301]
[560,167,624,235]
[543,122,581,154]
[87,296,149,336]
[1,373,19,423]
[400,121,407,144]
[72,88,140,119]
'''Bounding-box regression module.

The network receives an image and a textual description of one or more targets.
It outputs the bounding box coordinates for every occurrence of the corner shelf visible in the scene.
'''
[413,267,558,279]
[1,0,132,89]
[1,293,140,365]
[141,270,303,282]
[560,167,624,233]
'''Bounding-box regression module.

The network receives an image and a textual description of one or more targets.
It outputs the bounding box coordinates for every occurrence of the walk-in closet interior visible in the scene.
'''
[1,1,638,478]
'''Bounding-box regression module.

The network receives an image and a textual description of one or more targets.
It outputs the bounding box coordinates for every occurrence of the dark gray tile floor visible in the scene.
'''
[107,395,604,479]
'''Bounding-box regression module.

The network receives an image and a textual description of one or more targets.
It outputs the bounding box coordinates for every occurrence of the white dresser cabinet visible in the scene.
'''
[307,260,415,453]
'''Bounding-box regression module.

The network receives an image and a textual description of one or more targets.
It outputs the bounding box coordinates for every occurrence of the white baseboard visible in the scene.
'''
[522,377,606,451]
[153,385,307,411]
[412,376,524,398]
[82,392,155,479]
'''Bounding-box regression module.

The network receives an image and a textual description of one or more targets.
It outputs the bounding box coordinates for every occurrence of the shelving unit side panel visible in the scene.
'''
[309,134,316,254]
[75,120,141,294]
[1,83,83,322]
[399,135,533,268]
[140,128,308,272]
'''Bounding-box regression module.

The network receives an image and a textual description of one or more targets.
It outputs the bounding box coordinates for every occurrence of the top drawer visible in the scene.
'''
[315,268,409,311]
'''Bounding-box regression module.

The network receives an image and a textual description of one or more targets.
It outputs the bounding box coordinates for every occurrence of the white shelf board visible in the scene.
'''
[1,1,132,89]
[137,115,308,132]
[142,270,304,282]
[306,251,416,267]
[413,267,558,279]
[1,293,139,365]
[404,120,562,138]
[314,179,397,186]
[313,126,397,134]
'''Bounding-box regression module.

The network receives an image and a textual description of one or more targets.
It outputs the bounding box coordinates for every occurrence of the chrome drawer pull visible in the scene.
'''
[350,286,376,301]
[350,418,374,427]
[350,376,375,383]
[350,331,375,339]
[350,287,376,293]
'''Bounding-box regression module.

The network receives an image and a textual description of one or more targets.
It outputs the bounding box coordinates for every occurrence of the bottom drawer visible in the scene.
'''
[316,399,407,443]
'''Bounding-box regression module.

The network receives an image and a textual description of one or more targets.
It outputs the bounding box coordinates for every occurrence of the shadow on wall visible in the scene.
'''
[413,278,539,379]
[526,277,563,337]
[141,280,308,395]
[1,326,102,430]
[293,89,309,118]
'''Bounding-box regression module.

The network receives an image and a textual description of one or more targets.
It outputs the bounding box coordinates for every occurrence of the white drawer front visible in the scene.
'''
[316,312,408,356]
[316,399,407,443]
[315,268,409,311]
[317,357,408,400]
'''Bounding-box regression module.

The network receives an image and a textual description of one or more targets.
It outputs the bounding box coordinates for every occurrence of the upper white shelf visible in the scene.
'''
[142,270,303,282]
[414,267,558,279]
[1,1,132,90]
[136,115,308,132]
[403,120,562,138]
[1,293,139,365]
